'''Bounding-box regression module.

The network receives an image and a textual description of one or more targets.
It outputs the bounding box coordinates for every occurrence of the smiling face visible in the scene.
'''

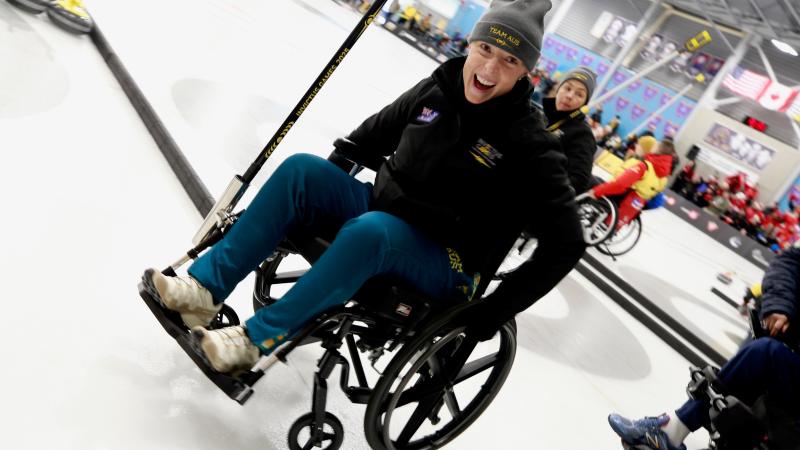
[462,41,530,105]
[555,79,588,112]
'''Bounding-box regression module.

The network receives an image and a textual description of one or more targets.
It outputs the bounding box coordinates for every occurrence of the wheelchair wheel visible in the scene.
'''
[364,320,517,449]
[578,196,617,246]
[288,412,344,450]
[596,215,642,257]
[252,251,305,312]
[208,304,240,329]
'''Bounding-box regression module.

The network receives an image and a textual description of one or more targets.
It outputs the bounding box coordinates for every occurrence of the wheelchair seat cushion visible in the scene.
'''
[280,231,460,329]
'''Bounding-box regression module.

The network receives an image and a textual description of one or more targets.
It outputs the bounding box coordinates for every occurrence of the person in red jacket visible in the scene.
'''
[588,138,675,230]
[725,171,747,194]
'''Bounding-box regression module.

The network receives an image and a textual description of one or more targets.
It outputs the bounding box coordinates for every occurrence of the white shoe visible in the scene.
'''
[193,325,260,373]
[148,269,222,328]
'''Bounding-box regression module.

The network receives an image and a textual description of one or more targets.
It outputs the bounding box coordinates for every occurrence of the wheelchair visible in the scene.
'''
[575,192,617,246]
[139,145,518,450]
[575,192,642,258]
[685,365,800,450]
[683,313,800,450]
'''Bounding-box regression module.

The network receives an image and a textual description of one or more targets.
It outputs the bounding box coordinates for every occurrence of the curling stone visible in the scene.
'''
[716,271,734,285]
[47,0,93,34]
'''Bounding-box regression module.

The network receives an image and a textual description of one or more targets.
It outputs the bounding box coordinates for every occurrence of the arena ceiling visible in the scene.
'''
[665,0,800,49]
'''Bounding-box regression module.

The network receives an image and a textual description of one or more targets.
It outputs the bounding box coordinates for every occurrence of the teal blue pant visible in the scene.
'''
[189,154,475,353]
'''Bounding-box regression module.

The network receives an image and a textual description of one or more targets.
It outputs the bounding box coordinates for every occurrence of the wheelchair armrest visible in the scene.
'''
[748,308,769,340]
[329,138,386,173]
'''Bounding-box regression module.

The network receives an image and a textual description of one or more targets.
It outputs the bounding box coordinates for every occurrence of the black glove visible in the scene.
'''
[327,148,356,173]
[329,138,386,172]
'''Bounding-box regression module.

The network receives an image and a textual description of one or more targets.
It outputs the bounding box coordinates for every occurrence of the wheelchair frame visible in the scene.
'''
[250,223,518,449]
[692,309,800,450]
[685,322,800,450]
[139,144,519,449]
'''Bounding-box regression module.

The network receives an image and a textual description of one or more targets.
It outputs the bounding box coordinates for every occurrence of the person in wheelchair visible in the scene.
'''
[144,0,584,374]
[541,66,597,195]
[586,137,674,230]
[516,66,596,254]
[607,246,800,450]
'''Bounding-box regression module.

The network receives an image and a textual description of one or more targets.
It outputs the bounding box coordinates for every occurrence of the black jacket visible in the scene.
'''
[345,57,584,327]
[760,247,800,322]
[542,97,596,194]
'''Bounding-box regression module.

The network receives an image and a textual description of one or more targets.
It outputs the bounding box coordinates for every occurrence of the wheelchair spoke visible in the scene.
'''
[428,355,462,417]
[453,353,500,385]
[391,378,443,408]
[301,442,314,450]
[396,396,441,447]
[390,362,442,408]
[443,388,461,417]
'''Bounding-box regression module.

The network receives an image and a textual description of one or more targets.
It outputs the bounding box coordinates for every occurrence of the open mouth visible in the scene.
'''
[473,74,496,91]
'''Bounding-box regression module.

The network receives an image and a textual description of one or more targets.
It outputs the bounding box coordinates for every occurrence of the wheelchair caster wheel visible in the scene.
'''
[288,412,344,450]
[6,0,50,14]
[208,304,240,329]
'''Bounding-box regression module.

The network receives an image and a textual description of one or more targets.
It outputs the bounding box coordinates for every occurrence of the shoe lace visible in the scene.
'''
[633,415,668,431]
[173,275,203,292]
[217,327,250,347]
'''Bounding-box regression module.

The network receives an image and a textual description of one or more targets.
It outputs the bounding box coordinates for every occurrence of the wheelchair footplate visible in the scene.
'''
[138,269,191,339]
[138,269,260,405]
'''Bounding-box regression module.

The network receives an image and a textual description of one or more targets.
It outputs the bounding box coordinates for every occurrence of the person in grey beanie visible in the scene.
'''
[143,0,583,378]
[517,65,597,253]
[542,66,598,194]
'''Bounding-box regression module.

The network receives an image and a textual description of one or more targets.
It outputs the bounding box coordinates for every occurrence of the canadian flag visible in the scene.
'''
[758,81,799,112]
[787,95,800,123]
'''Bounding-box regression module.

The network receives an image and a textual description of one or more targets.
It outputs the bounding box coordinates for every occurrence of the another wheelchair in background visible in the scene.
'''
[687,363,799,450]
[683,311,800,450]
[575,192,643,258]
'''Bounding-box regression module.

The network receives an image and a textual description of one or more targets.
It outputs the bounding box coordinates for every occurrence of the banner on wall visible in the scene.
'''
[686,53,711,78]
[640,34,664,61]
[596,14,637,48]
[662,191,775,268]
[590,11,614,39]
[705,57,725,77]
[695,145,759,183]
[539,34,696,140]
[779,178,800,212]
[669,50,692,73]
[703,123,776,171]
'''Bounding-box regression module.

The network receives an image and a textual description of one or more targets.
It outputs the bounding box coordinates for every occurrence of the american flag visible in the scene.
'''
[721,66,770,100]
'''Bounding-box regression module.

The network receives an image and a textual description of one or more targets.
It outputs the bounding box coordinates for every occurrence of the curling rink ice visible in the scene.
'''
[0,0,768,448]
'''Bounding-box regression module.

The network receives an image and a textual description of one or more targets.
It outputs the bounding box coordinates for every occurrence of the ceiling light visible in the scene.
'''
[771,39,798,56]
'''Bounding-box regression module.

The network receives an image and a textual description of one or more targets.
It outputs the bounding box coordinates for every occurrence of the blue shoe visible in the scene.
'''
[607,413,686,450]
